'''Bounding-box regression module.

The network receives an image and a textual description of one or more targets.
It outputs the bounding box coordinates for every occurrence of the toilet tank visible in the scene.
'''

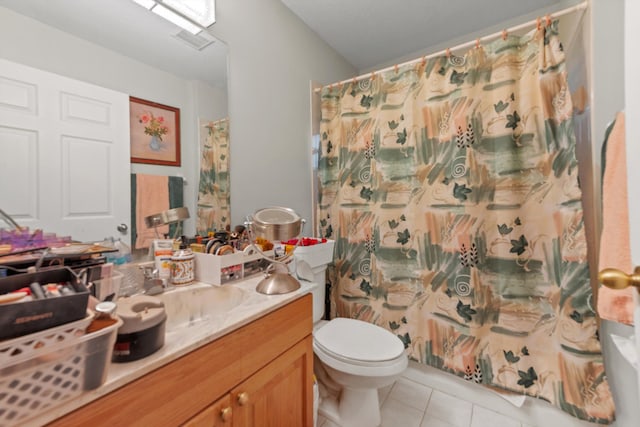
[294,240,335,323]
[308,281,326,323]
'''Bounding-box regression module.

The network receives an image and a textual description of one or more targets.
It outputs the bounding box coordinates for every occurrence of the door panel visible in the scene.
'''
[0,127,38,219]
[184,394,232,427]
[0,59,130,242]
[231,337,313,427]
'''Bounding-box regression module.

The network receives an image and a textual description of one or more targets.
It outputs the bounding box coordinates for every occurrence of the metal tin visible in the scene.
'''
[171,248,195,285]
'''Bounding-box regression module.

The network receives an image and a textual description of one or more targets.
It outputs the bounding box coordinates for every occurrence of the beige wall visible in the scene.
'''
[209,0,356,226]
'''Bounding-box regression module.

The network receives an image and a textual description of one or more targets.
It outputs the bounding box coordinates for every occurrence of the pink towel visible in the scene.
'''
[597,112,635,325]
[135,174,170,249]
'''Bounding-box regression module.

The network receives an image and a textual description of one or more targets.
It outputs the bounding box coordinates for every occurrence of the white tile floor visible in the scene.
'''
[317,376,527,427]
[316,361,597,427]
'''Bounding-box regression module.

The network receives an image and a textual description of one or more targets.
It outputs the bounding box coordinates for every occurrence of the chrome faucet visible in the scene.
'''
[141,266,167,295]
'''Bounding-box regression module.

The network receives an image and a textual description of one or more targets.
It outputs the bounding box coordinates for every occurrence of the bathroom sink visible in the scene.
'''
[159,283,248,331]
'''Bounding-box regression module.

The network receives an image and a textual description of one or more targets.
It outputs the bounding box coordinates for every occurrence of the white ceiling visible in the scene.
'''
[1,0,579,89]
[280,0,574,71]
[0,0,228,89]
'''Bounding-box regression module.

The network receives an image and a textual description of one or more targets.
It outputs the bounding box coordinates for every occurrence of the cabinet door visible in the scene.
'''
[231,336,313,427]
[184,394,233,427]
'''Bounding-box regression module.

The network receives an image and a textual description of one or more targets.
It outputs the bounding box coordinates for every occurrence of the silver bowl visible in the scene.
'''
[249,207,303,241]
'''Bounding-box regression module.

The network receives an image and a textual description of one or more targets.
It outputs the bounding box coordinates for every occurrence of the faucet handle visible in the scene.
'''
[140,265,159,279]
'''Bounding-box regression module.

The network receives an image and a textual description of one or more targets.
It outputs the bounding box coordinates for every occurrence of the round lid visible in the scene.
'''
[95,301,117,318]
[253,207,300,226]
[314,318,404,362]
[117,295,166,334]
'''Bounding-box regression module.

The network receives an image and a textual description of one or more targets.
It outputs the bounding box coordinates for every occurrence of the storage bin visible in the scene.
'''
[0,267,90,340]
[194,249,274,285]
[91,270,124,300]
[293,239,335,268]
[0,314,122,426]
[293,240,335,285]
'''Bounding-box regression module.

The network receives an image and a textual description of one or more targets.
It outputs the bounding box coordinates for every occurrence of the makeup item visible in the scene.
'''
[43,283,61,298]
[190,243,205,253]
[59,284,75,296]
[29,281,45,299]
[0,291,29,304]
[215,244,234,256]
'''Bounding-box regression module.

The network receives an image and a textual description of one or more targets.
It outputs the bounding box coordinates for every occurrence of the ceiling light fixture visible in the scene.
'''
[131,0,215,35]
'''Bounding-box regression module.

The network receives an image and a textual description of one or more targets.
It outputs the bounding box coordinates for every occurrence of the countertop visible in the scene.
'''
[26,275,316,427]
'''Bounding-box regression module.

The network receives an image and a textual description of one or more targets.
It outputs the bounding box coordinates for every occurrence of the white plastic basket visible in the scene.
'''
[0,315,122,427]
[0,311,94,367]
[293,240,335,285]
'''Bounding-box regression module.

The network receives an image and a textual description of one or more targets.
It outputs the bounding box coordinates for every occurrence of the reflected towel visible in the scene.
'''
[134,174,170,249]
[597,112,636,325]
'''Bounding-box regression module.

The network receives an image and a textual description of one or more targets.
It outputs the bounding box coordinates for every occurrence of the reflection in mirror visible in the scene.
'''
[0,0,228,246]
[198,118,231,234]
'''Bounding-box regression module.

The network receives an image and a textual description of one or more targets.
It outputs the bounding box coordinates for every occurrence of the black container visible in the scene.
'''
[112,319,166,363]
[0,267,89,340]
[111,293,166,363]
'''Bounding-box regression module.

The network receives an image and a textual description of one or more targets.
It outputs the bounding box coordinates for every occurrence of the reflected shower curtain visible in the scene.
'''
[317,23,614,423]
[197,118,231,234]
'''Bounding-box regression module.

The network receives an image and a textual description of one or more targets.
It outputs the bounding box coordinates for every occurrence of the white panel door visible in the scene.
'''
[0,59,130,242]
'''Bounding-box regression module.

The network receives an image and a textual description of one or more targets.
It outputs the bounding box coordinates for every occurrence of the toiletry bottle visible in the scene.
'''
[86,301,118,333]
[105,237,132,265]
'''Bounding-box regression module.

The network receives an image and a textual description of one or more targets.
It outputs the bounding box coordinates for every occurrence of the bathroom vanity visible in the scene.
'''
[29,278,314,427]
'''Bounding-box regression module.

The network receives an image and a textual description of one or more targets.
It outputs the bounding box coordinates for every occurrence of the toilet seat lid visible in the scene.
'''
[314,318,404,363]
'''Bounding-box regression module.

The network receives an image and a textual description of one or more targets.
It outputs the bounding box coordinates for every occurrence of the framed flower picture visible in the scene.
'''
[130,96,181,166]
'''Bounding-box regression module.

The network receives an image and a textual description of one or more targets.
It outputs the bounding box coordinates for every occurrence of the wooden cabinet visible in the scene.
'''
[47,294,313,427]
[185,395,232,427]
[230,337,310,426]
[186,337,312,427]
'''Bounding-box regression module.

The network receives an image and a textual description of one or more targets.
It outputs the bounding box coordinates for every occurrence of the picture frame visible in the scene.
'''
[130,96,181,166]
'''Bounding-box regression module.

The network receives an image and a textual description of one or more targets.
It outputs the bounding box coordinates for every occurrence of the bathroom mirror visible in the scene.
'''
[0,0,228,243]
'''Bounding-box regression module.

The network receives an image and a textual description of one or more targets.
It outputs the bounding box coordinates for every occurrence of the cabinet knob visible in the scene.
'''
[599,267,640,293]
[237,392,249,406]
[220,407,232,422]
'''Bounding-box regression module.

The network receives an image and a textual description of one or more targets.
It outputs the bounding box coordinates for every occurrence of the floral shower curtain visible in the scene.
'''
[317,22,614,423]
[197,118,231,234]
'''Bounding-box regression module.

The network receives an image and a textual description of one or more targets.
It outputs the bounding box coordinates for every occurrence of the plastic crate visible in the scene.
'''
[0,314,122,426]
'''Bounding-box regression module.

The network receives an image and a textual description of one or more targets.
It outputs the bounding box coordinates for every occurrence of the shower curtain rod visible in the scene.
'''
[315,1,588,92]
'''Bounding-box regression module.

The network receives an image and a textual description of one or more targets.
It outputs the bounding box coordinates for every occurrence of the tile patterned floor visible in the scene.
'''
[317,375,530,427]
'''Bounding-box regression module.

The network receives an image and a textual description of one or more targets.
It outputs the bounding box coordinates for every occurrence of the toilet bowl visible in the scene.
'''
[313,317,408,427]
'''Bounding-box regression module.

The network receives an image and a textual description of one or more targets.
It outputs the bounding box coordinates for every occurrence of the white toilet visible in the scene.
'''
[308,279,408,427]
